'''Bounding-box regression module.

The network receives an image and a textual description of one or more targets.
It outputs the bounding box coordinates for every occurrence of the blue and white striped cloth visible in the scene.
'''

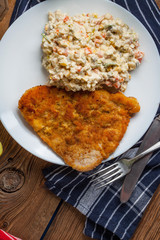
[10,1,160,240]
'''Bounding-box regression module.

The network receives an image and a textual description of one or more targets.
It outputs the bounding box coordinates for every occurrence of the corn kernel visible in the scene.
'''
[59,61,67,67]
[45,25,49,31]
[93,13,98,18]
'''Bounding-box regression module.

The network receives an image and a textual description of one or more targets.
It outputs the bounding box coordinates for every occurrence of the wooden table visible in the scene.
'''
[0,1,160,239]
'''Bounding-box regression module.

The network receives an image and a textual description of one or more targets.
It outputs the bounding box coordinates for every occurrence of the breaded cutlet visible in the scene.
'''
[18,86,140,171]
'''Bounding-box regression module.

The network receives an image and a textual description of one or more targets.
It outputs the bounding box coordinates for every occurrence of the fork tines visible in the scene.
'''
[88,163,124,189]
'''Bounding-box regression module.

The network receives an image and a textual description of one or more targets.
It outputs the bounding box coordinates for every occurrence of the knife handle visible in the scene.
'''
[128,141,160,165]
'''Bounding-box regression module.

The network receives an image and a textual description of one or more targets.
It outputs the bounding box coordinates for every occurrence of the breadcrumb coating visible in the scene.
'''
[18,86,140,171]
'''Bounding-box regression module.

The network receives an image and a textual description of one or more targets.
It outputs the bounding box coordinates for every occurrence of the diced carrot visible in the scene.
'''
[77,66,82,72]
[135,51,144,63]
[101,33,106,38]
[85,47,92,54]
[64,16,69,22]
[113,82,120,89]
[119,78,124,83]
[77,21,83,25]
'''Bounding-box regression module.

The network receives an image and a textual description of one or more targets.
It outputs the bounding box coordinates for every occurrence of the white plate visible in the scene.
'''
[0,0,160,166]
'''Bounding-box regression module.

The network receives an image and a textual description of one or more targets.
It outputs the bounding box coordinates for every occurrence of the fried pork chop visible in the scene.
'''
[18,86,140,171]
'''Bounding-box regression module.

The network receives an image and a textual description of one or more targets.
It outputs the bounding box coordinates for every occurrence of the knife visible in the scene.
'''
[120,114,160,203]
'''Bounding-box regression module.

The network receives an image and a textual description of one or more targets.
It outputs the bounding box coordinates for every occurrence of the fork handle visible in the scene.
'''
[129,141,160,165]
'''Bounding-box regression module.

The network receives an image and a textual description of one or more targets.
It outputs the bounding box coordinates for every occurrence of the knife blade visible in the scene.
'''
[120,114,160,203]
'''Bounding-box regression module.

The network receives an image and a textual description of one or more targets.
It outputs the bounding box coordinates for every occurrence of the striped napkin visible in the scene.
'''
[10,1,160,240]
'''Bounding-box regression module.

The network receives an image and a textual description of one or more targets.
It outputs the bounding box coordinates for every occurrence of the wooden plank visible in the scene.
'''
[0,0,9,21]
[131,184,160,240]
[0,0,16,39]
[156,0,160,8]
[43,201,93,240]
[0,122,61,240]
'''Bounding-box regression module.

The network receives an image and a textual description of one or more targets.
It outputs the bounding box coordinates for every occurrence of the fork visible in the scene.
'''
[89,141,160,188]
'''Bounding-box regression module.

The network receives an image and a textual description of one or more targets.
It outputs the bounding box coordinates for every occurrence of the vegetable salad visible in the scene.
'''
[41,10,144,92]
